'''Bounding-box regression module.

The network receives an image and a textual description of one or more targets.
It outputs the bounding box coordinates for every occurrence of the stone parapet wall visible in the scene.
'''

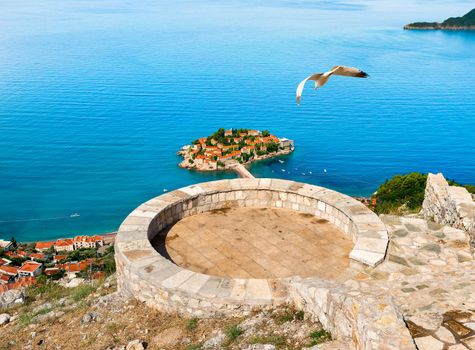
[423,173,475,243]
[115,179,394,349]
[288,278,415,350]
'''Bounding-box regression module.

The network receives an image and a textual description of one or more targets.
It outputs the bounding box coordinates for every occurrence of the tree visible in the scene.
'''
[262,130,270,137]
[69,248,97,262]
[267,142,278,153]
[256,150,267,156]
[375,172,427,214]
[10,237,17,249]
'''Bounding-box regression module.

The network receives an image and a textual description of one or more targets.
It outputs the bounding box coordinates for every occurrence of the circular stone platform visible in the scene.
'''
[115,178,388,316]
[153,207,353,280]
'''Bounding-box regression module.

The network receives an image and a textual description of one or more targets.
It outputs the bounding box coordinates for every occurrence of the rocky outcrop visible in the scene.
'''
[0,289,24,309]
[423,173,475,244]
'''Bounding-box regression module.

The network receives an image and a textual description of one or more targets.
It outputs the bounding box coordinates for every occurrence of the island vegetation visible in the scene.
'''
[178,128,294,171]
[374,172,475,214]
[404,8,475,30]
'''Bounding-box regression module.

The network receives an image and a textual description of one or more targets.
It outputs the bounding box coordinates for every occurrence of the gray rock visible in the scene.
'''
[33,302,52,314]
[0,313,11,325]
[0,289,24,308]
[126,339,145,350]
[81,311,100,324]
[243,345,276,350]
[63,278,85,288]
[202,330,225,349]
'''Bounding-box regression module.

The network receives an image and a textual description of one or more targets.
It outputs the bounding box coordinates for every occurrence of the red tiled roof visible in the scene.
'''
[74,235,102,243]
[30,253,46,260]
[0,276,36,293]
[56,259,94,273]
[4,251,23,259]
[55,238,74,247]
[35,241,54,250]
[91,271,105,280]
[0,258,11,266]
[0,265,19,276]
[53,255,67,262]
[17,250,28,257]
[44,268,60,276]
[18,261,42,273]
[0,274,11,282]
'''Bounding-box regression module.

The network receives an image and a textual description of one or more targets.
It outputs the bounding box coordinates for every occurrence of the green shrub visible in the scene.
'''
[308,329,332,345]
[26,280,65,302]
[375,173,475,214]
[447,179,475,194]
[374,172,427,214]
[273,307,304,325]
[18,312,34,326]
[186,317,198,331]
[71,284,96,302]
[225,324,243,343]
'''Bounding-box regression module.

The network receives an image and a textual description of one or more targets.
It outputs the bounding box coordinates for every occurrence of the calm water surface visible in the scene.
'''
[0,0,474,241]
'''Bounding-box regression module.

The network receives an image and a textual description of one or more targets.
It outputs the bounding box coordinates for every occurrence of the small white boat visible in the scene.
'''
[281,169,286,172]
[278,160,285,164]
[163,189,168,192]
[309,171,313,174]
[70,213,80,218]
[323,169,327,173]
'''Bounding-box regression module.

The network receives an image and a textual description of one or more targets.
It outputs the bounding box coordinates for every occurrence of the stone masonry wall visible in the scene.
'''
[423,173,475,244]
[115,179,401,350]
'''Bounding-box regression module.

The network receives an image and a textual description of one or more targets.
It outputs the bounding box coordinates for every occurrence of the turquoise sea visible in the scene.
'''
[1,0,474,242]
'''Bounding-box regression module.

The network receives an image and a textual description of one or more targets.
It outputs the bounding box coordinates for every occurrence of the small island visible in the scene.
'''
[404,8,475,30]
[178,128,294,171]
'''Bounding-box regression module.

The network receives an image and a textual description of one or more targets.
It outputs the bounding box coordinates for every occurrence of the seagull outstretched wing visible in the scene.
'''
[296,73,323,106]
[296,66,368,105]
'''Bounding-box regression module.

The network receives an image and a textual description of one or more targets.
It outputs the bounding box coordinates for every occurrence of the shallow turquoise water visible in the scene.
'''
[0,1,474,241]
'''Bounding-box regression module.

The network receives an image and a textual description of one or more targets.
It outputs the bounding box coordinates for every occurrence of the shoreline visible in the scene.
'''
[404,25,475,30]
[179,148,294,173]
[17,231,117,245]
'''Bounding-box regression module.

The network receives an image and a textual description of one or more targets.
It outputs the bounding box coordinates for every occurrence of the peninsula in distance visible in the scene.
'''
[404,8,475,30]
[178,128,294,171]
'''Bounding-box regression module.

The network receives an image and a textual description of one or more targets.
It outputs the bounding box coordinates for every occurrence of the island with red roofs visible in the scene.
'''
[178,128,294,171]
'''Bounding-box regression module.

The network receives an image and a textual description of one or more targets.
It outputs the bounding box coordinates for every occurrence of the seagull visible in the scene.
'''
[296,66,368,105]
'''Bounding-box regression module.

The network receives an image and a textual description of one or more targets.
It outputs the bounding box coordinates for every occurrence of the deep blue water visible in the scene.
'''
[1,0,474,242]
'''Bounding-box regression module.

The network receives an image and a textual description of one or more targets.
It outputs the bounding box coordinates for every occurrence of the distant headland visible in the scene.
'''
[178,128,294,171]
[404,8,475,30]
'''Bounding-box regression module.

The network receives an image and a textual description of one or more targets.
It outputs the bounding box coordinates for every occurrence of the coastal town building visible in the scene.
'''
[54,238,74,252]
[0,239,13,252]
[0,257,12,266]
[0,273,12,284]
[279,137,294,149]
[4,251,22,259]
[44,267,61,276]
[53,255,67,263]
[57,259,94,277]
[0,276,36,294]
[29,253,46,261]
[35,241,54,252]
[73,235,104,249]
[18,261,42,277]
[0,265,19,277]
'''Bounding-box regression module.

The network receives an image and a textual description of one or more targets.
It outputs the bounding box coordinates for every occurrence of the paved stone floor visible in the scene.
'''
[350,215,475,350]
[153,207,354,280]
